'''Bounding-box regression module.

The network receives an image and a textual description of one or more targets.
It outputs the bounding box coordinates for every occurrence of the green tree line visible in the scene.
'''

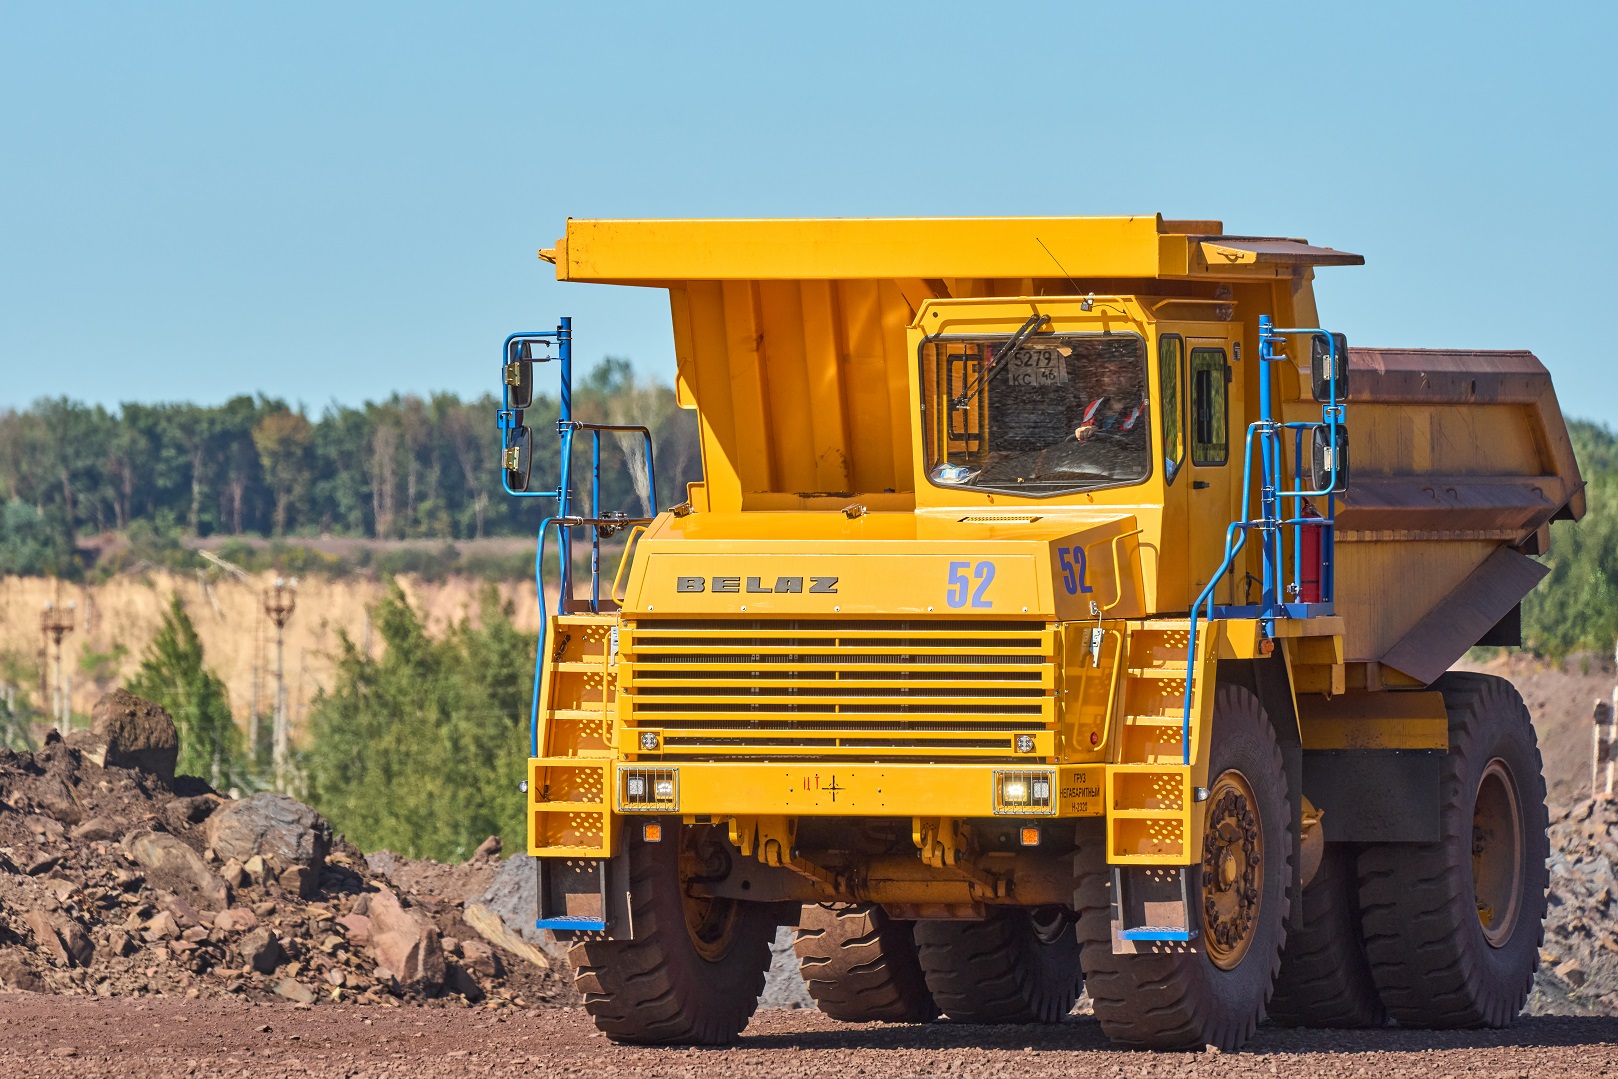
[0,359,700,576]
[1524,419,1618,658]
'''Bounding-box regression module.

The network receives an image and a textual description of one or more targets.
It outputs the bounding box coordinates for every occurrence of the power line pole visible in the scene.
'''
[198,548,262,767]
[263,577,298,791]
[39,593,77,730]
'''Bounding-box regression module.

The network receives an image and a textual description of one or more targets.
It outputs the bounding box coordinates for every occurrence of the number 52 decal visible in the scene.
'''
[946,561,996,609]
[1055,546,1094,596]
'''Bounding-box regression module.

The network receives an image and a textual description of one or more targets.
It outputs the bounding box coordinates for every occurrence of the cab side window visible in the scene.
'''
[1159,335,1185,483]
[1190,347,1229,466]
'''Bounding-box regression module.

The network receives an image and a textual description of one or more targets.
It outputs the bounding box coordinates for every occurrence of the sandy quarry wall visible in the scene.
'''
[0,572,543,743]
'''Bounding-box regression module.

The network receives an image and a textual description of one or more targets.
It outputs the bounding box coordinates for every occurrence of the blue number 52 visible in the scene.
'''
[1057,547,1094,596]
[947,561,995,609]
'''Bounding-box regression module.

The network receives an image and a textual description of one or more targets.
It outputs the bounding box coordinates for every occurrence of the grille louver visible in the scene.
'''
[620,619,1056,760]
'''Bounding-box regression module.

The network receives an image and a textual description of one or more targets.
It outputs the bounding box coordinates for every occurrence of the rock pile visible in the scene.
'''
[1529,798,1618,1015]
[0,693,573,1007]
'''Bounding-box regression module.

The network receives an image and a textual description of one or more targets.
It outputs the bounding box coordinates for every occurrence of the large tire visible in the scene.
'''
[1357,672,1549,1028]
[1267,844,1386,1028]
[568,826,776,1044]
[1077,683,1292,1050]
[794,903,938,1023]
[914,907,1081,1023]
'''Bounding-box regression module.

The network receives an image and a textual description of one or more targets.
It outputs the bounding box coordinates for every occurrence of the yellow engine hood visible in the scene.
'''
[619,510,1145,621]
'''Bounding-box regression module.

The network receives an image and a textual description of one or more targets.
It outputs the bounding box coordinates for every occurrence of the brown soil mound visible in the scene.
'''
[0,734,574,1008]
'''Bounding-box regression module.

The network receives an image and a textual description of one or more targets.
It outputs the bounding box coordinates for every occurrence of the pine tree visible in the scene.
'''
[126,594,247,789]
[302,583,531,860]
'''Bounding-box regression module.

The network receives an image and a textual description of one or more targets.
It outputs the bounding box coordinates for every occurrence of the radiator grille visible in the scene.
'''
[620,619,1055,760]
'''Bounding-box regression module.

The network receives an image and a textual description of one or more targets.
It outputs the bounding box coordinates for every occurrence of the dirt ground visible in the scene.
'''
[1,996,1616,1078]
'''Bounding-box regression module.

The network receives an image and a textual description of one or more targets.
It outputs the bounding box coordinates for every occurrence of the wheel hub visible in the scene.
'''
[1201,769,1263,971]
[679,832,741,962]
[1472,757,1524,949]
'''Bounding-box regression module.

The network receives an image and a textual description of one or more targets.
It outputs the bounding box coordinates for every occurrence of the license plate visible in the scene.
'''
[1005,348,1068,387]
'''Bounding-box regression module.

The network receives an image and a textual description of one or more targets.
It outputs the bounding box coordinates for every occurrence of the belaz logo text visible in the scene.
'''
[676,575,838,594]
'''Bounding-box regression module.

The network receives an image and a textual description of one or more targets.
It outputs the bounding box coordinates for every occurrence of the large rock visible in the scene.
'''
[366,886,444,991]
[82,690,179,779]
[24,910,72,967]
[122,829,230,910]
[461,903,549,971]
[241,928,284,974]
[205,793,331,870]
[475,854,548,948]
[0,953,41,992]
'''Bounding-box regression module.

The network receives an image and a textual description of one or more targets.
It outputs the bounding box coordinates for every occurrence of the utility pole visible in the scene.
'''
[1600,639,1618,802]
[198,548,261,765]
[39,593,77,730]
[263,577,298,791]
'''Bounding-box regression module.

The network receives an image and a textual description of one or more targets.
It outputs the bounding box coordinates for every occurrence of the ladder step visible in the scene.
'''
[548,709,610,721]
[1125,667,1188,679]
[530,800,609,812]
[1123,716,1186,727]
[553,662,610,673]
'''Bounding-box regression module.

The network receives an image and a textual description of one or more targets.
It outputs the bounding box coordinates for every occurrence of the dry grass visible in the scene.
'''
[0,571,544,743]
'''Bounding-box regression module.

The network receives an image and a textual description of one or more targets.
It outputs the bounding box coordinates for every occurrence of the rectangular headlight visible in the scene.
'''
[993,769,1056,816]
[620,766,678,812]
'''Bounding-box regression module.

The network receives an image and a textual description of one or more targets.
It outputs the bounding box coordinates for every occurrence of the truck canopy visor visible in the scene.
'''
[922,332,1151,496]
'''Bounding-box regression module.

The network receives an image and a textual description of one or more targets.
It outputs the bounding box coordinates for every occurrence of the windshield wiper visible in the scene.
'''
[951,314,1051,409]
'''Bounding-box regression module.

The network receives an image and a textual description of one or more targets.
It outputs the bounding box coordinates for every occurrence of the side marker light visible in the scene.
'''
[1019,826,1041,847]
[643,822,663,843]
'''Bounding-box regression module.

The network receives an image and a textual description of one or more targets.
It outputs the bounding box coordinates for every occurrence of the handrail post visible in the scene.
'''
[499,319,665,758]
[590,431,602,612]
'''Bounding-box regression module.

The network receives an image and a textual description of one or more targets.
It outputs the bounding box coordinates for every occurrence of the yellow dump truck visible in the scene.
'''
[496,216,1583,1049]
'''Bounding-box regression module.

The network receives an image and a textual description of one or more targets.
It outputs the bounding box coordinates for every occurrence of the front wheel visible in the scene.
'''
[1078,683,1292,1050]
[568,825,776,1045]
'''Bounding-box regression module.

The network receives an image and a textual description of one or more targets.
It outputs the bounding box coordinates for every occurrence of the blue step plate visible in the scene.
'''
[1119,927,1197,942]
[536,916,607,932]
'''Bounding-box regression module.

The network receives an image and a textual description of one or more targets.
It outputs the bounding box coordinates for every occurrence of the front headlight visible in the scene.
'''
[620,767,678,811]
[994,769,1055,815]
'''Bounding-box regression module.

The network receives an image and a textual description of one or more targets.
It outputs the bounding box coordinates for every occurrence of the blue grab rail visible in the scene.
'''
[496,319,659,757]
[1179,316,1346,765]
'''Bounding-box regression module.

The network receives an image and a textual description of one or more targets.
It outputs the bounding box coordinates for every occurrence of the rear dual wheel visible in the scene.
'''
[794,903,937,1023]
[1268,843,1385,1028]
[915,907,1082,1024]
[1357,672,1548,1028]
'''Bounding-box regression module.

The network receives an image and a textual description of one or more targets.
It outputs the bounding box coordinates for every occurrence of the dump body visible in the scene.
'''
[1325,347,1581,676]
[518,215,1580,955]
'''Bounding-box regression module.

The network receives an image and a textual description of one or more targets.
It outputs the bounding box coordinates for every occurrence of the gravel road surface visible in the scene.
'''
[3,996,1618,1078]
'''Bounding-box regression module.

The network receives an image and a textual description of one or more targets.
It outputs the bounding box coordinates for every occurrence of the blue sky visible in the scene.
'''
[2,2,1614,424]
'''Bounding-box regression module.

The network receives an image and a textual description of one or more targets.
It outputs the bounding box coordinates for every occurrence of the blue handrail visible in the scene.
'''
[496,319,660,757]
[1178,317,1346,765]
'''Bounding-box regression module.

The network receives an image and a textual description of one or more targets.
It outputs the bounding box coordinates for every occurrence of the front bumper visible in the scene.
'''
[527,757,1194,866]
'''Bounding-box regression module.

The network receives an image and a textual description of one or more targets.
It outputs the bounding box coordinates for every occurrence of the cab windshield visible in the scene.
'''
[921,332,1151,495]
